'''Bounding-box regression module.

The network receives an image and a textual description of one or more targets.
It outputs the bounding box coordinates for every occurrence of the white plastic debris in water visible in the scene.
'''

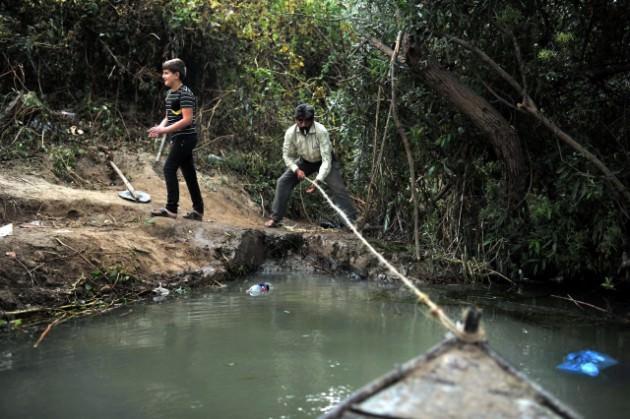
[246,282,271,296]
[0,224,13,238]
[152,283,170,296]
[20,221,43,229]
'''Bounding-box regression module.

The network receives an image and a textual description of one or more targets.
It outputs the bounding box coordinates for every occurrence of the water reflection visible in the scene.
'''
[0,274,628,419]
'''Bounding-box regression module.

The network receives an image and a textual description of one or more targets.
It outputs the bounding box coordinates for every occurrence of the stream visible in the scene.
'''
[0,273,628,418]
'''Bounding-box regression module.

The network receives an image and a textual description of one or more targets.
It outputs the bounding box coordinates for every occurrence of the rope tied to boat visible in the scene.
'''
[306,178,485,343]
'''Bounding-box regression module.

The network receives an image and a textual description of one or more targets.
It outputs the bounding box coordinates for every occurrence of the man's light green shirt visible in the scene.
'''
[282,121,332,182]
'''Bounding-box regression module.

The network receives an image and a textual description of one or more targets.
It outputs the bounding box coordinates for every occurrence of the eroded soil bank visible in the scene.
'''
[0,152,439,329]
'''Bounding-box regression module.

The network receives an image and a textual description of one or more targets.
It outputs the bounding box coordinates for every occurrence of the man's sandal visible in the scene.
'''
[264,219,282,228]
[183,210,203,221]
[150,208,177,218]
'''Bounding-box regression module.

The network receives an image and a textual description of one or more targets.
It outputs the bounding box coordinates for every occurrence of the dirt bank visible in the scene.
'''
[0,151,438,330]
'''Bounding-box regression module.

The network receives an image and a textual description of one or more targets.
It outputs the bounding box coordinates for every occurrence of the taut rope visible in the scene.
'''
[305,178,480,341]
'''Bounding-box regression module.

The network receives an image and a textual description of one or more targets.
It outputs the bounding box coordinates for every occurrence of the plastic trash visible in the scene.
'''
[246,282,271,296]
[59,111,77,120]
[152,283,170,297]
[207,154,224,166]
[19,221,43,229]
[0,224,13,238]
[557,349,618,377]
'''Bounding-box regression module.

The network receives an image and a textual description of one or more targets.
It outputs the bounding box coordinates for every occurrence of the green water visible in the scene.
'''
[0,274,628,418]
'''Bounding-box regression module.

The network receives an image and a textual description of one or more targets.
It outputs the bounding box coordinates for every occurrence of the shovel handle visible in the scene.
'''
[155,135,166,162]
[109,161,138,201]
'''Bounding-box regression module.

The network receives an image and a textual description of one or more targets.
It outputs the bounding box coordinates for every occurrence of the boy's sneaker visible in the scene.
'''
[183,210,203,221]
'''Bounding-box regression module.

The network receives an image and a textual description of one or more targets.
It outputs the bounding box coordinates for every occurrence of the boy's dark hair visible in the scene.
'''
[294,103,315,120]
[162,58,187,80]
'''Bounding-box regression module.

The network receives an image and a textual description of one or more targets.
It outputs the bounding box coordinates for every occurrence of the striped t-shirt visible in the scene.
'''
[165,85,196,138]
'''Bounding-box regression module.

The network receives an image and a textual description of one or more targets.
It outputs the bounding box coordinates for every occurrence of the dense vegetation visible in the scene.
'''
[1,0,629,289]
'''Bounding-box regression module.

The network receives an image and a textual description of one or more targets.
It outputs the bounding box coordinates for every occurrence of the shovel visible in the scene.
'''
[155,134,167,162]
[152,135,167,174]
[109,161,151,203]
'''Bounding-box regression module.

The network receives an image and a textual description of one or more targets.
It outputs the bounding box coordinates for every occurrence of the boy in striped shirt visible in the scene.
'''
[147,58,204,220]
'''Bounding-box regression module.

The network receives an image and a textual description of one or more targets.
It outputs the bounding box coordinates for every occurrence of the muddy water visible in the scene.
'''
[0,274,628,418]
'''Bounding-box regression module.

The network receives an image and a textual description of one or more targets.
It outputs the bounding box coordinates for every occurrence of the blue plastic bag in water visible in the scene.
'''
[557,350,618,377]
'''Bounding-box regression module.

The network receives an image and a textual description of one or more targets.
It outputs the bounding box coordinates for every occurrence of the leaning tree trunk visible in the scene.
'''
[370,37,528,207]
[416,63,528,208]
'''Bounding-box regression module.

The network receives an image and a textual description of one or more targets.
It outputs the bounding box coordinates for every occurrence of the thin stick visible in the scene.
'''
[390,31,420,260]
[54,237,97,268]
[2,306,47,317]
[551,294,608,313]
[33,316,65,348]
[13,256,36,285]
[212,278,226,288]
[259,192,265,217]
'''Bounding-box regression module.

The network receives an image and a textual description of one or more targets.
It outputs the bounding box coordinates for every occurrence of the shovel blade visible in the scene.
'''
[118,190,151,203]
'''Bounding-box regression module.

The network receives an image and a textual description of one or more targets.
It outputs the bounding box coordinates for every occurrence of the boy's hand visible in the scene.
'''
[147,125,165,138]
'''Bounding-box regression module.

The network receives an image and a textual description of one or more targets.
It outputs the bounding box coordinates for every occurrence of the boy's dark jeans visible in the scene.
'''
[271,158,356,222]
[164,134,204,214]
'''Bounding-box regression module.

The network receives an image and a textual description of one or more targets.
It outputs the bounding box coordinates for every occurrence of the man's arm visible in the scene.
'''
[315,127,332,182]
[282,127,299,172]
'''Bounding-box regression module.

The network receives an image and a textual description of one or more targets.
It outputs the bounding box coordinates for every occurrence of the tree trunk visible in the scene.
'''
[370,37,528,206]
[417,63,528,207]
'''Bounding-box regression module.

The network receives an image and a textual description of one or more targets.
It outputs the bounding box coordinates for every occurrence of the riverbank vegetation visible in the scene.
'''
[2,0,629,291]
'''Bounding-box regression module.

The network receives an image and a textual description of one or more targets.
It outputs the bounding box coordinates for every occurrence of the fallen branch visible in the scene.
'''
[212,278,226,288]
[33,315,66,348]
[54,237,97,268]
[551,294,608,313]
[2,306,47,317]
[13,255,36,285]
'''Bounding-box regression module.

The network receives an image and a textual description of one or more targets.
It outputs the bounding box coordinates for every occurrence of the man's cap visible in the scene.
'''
[294,103,315,120]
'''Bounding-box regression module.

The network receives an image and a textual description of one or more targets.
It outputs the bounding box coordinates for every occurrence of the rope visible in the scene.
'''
[305,178,476,341]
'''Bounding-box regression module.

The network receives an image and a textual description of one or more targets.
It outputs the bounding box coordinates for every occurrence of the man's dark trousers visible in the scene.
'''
[164,134,204,214]
[271,158,356,222]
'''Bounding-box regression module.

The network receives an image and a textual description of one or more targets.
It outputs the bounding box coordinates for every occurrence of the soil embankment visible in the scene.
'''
[0,151,417,328]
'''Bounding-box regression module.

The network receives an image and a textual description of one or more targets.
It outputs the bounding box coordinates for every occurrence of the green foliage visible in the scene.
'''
[0,318,22,329]
[3,0,629,288]
[50,145,80,181]
[91,266,136,285]
[537,49,558,61]
[342,0,630,286]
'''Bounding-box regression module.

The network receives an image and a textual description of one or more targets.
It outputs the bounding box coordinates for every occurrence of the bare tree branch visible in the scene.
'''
[390,31,421,260]
[482,81,519,111]
[507,29,528,95]
[449,36,527,100]
[450,34,630,209]
[370,37,399,62]
[369,36,529,206]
